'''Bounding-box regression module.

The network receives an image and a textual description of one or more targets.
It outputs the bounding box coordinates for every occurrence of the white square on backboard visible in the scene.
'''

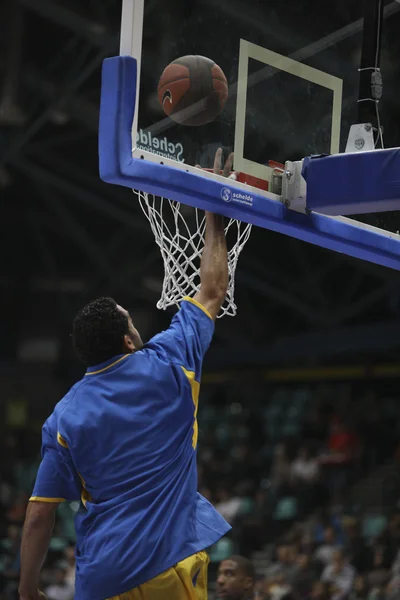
[234,39,343,180]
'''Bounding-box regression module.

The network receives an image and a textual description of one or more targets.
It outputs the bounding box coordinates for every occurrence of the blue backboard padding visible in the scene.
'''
[305,149,400,215]
[98,56,400,271]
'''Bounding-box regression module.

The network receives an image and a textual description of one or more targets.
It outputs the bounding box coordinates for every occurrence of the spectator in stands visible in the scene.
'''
[44,565,74,600]
[386,571,400,600]
[384,513,400,562]
[314,526,341,567]
[391,547,400,576]
[291,446,321,515]
[348,575,369,600]
[291,553,319,598]
[298,528,317,557]
[327,418,359,460]
[63,545,76,592]
[313,509,344,546]
[216,555,255,599]
[342,518,369,573]
[310,581,332,600]
[366,546,391,592]
[291,446,320,485]
[235,487,271,556]
[215,486,243,524]
[321,549,356,600]
[266,543,299,585]
[254,575,267,599]
[322,417,360,501]
[264,573,293,599]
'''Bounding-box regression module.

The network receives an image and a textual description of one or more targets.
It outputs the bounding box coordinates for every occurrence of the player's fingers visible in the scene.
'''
[213,147,223,174]
[222,152,234,178]
[195,164,202,170]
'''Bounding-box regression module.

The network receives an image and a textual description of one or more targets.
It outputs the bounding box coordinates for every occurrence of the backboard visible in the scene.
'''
[120,0,346,178]
[99,0,400,271]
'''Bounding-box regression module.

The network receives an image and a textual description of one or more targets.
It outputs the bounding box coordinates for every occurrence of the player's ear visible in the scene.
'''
[123,334,135,352]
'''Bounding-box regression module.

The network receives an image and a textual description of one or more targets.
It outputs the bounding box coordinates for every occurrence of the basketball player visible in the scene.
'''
[216,556,255,600]
[18,148,234,600]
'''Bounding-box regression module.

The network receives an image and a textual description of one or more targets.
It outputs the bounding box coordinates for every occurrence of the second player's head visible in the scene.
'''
[72,297,143,366]
[216,555,255,600]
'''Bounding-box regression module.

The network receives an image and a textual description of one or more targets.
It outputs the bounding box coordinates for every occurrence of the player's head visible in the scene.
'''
[216,555,255,600]
[72,297,143,366]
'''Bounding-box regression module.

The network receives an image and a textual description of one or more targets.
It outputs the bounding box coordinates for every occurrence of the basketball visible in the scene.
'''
[157,55,228,127]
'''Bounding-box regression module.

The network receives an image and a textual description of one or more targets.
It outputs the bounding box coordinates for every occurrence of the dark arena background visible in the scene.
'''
[1,1,400,599]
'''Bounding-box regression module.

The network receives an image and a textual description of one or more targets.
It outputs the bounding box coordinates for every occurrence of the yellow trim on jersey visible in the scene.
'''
[57,431,91,507]
[78,473,92,507]
[57,432,68,448]
[85,354,130,376]
[30,496,65,503]
[183,296,212,320]
[181,367,200,449]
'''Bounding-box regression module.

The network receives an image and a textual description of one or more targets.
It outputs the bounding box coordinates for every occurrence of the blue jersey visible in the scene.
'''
[31,298,231,600]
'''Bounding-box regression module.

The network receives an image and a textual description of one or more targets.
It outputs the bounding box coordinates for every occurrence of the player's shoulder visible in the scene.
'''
[45,379,88,435]
[57,379,88,412]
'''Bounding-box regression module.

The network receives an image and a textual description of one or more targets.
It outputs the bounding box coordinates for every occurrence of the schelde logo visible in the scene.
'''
[136,129,185,162]
[220,187,253,206]
[221,187,232,202]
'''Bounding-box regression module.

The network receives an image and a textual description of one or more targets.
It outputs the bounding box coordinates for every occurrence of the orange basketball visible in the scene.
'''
[157,55,228,127]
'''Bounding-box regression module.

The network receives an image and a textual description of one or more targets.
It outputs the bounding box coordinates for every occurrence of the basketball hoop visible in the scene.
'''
[135,190,252,317]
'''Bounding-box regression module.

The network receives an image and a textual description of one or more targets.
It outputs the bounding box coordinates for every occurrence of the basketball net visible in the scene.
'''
[134,190,252,317]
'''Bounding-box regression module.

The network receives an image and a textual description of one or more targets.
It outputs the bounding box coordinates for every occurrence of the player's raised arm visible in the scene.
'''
[194,148,233,320]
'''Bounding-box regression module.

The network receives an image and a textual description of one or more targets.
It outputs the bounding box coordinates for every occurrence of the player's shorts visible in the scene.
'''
[107,551,209,600]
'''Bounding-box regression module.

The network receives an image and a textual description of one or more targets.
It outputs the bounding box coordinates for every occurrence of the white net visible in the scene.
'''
[135,190,252,317]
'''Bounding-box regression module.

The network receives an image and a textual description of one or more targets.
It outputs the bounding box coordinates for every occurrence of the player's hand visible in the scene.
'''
[19,590,47,600]
[195,148,234,178]
[213,147,234,177]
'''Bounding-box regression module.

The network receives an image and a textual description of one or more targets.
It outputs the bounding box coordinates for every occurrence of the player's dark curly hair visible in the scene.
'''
[72,297,130,366]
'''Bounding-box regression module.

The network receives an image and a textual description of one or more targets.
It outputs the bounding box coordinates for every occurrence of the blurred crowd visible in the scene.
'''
[247,512,400,600]
[0,382,400,600]
[214,520,400,600]
[199,385,398,554]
